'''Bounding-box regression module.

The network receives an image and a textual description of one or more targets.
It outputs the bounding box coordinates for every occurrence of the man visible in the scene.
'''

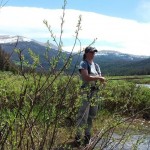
[74,46,105,147]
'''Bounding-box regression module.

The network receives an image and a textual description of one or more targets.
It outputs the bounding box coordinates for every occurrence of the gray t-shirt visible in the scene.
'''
[79,60,101,87]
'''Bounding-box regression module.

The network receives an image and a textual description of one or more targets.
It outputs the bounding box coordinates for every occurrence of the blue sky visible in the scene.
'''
[1,0,150,56]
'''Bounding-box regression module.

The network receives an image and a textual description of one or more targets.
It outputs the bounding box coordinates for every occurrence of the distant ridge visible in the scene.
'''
[0,35,149,75]
[98,50,148,59]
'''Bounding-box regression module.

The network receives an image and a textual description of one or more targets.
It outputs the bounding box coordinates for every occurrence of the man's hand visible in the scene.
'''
[99,76,105,83]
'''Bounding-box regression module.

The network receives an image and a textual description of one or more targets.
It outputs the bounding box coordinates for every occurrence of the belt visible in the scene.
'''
[80,85,99,91]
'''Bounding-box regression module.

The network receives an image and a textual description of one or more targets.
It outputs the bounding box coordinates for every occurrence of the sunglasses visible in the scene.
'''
[88,51,95,54]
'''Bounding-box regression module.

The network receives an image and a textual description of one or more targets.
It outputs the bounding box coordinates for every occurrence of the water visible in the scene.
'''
[137,84,150,88]
[95,133,150,150]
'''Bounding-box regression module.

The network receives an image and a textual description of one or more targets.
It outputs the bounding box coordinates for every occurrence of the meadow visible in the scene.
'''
[0,71,150,149]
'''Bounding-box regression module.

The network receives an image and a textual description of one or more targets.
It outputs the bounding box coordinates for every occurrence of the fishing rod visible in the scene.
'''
[107,76,150,81]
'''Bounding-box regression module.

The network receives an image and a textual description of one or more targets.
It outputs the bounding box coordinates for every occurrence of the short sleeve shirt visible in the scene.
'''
[79,60,101,87]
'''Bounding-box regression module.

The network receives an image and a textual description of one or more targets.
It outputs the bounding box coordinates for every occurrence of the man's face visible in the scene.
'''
[86,51,95,59]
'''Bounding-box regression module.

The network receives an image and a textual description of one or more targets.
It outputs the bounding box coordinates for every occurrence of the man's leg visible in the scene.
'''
[84,105,98,145]
[75,100,90,145]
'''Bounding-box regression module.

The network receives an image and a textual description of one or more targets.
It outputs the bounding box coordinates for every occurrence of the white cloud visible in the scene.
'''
[0,6,150,56]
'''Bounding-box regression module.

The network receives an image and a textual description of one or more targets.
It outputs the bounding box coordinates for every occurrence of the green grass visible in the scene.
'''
[0,71,150,149]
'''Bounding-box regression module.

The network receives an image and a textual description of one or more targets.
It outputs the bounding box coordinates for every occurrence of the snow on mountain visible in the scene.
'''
[0,35,148,60]
[0,35,60,51]
[0,35,32,44]
[97,50,148,60]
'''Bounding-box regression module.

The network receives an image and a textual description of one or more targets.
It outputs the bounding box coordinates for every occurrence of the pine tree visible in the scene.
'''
[0,45,14,71]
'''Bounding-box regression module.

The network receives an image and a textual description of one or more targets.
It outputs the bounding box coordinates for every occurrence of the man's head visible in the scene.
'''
[83,46,98,61]
[85,46,98,53]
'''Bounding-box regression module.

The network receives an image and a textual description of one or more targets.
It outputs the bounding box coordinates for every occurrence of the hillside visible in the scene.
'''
[0,35,64,71]
[96,51,150,75]
[0,35,149,75]
[117,57,150,75]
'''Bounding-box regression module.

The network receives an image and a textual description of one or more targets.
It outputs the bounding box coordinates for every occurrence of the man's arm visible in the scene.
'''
[80,69,105,83]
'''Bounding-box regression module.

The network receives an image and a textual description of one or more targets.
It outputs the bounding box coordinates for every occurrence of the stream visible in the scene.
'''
[95,133,150,150]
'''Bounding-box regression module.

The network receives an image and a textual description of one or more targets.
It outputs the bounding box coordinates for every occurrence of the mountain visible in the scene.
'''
[0,35,149,75]
[92,50,149,75]
[0,35,58,57]
[0,35,63,70]
[116,57,150,75]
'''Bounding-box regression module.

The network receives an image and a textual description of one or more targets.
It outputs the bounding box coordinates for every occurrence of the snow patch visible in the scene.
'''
[0,35,32,44]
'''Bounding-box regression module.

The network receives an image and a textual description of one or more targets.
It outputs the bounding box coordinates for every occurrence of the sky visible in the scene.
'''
[0,0,150,56]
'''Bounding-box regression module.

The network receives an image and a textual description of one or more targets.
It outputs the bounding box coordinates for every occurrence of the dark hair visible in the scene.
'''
[83,53,86,60]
